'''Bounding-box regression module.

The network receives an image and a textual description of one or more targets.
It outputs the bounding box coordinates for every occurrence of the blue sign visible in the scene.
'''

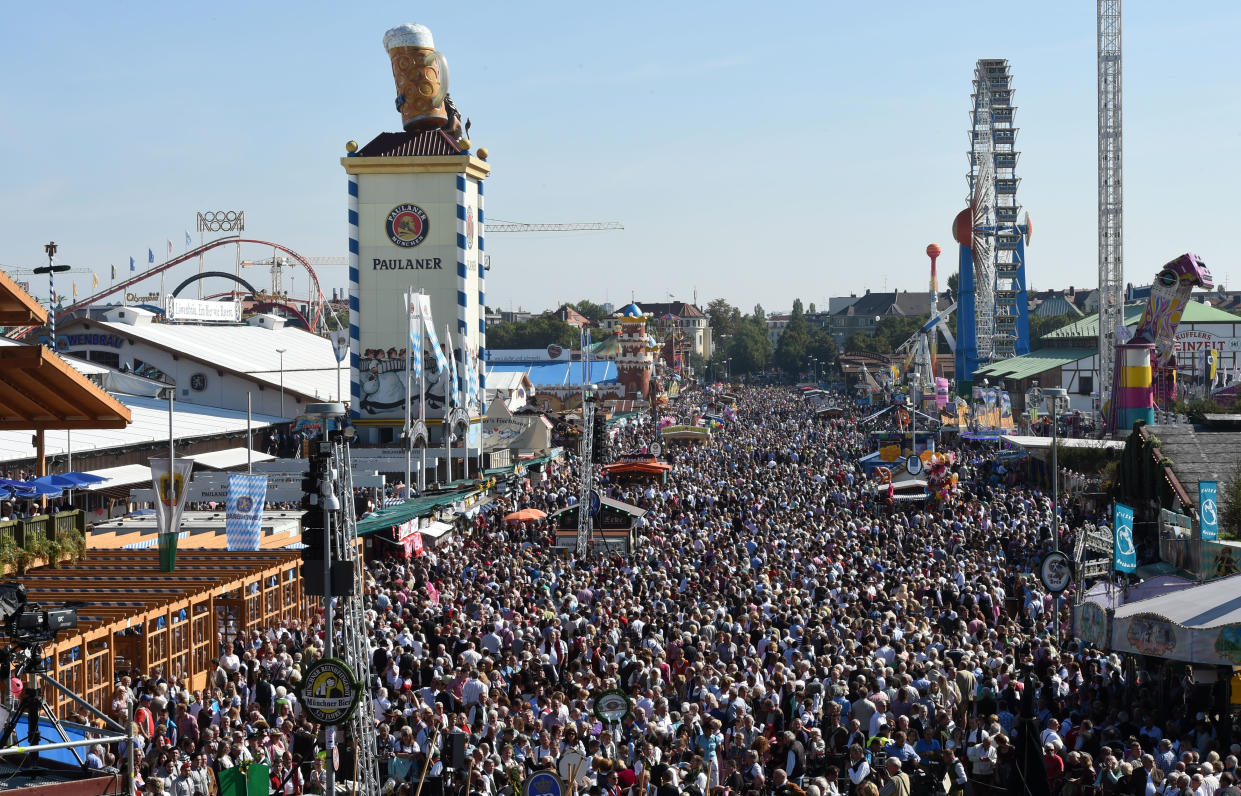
[587,490,601,517]
[1114,502,1136,573]
[522,771,563,796]
[1200,481,1219,541]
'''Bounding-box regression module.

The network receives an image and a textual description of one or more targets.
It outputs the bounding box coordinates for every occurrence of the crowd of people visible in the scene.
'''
[80,385,1233,796]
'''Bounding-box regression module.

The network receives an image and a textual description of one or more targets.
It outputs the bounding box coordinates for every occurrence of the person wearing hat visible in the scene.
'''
[135,693,156,739]
[164,760,195,796]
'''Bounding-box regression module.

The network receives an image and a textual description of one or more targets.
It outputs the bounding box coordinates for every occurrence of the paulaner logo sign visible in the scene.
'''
[385,203,429,248]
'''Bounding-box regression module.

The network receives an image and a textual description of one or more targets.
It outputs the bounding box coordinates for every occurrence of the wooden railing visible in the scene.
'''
[0,509,85,548]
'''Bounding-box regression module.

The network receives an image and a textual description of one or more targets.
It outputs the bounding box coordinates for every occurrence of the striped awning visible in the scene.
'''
[122,531,188,550]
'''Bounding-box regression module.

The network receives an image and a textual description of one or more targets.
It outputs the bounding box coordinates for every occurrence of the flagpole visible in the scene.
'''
[419,293,427,494]
[444,322,453,485]
[405,289,413,499]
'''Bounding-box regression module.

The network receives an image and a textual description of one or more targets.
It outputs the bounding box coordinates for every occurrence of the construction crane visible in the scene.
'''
[486,220,623,233]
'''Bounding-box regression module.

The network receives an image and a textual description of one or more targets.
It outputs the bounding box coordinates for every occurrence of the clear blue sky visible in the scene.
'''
[2,1,1238,315]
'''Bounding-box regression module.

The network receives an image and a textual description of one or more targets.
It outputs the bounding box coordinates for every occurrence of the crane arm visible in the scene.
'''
[485,220,623,232]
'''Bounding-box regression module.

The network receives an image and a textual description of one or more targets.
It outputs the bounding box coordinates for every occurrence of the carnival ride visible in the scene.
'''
[1108,253,1212,432]
[953,59,1032,391]
[8,237,333,339]
[895,301,957,407]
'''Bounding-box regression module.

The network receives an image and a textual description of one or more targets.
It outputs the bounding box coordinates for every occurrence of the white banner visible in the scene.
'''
[149,458,194,534]
[166,296,242,322]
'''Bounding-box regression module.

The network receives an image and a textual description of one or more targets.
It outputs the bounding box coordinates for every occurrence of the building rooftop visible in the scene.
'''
[632,301,705,319]
[0,394,284,464]
[1045,301,1239,341]
[68,316,341,402]
[1148,422,1241,507]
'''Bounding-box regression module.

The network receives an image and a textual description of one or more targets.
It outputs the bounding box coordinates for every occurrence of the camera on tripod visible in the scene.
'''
[0,582,78,645]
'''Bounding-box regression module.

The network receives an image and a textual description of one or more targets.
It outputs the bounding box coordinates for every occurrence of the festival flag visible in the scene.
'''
[72,282,78,298]
[421,304,449,375]
[148,249,154,264]
[447,324,459,409]
[185,231,192,247]
[130,256,136,272]
[225,473,268,551]
[92,273,98,289]
[167,239,173,255]
[111,264,117,280]
[407,293,423,381]
[150,458,194,536]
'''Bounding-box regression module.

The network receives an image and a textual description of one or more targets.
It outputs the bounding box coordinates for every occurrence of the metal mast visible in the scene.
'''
[1098,0,1124,422]
[335,441,381,794]
[576,335,595,559]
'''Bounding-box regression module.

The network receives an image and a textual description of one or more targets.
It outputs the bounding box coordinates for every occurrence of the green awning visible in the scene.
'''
[973,348,1095,381]
[1045,301,1240,341]
[356,485,483,537]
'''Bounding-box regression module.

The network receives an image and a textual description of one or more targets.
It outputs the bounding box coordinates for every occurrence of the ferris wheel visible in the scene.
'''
[953,59,1032,385]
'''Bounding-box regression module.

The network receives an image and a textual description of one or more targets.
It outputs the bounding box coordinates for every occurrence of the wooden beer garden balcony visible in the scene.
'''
[17,548,314,719]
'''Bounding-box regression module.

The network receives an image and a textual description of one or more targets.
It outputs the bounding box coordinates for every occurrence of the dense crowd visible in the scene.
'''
[86,386,1233,796]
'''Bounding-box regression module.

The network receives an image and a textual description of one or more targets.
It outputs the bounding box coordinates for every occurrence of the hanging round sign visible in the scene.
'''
[297,658,362,726]
[522,771,564,796]
[1038,551,1073,594]
[593,688,633,723]
[906,455,923,476]
[650,442,662,457]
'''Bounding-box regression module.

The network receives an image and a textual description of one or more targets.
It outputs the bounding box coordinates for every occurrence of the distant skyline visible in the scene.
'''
[3,2,1239,315]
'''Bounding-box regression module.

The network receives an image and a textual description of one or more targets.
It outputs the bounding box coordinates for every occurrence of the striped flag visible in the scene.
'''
[407,292,423,382]
[447,324,459,409]
[225,473,268,551]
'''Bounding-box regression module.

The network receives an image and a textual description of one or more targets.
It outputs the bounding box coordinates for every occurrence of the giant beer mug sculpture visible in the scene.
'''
[384,23,449,132]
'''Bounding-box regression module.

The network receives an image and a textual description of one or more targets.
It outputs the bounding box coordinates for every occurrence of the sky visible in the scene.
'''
[2,1,1239,316]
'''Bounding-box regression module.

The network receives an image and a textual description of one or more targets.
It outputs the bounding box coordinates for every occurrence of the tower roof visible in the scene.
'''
[618,302,644,317]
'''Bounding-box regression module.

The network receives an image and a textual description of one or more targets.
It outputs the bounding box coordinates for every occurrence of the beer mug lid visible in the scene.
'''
[384,24,435,51]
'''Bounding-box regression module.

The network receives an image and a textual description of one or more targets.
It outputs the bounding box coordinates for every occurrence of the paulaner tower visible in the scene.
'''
[344,23,489,451]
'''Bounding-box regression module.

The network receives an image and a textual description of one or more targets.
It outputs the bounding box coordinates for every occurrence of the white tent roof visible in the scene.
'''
[88,319,340,401]
[0,395,286,464]
[1005,436,1125,451]
[83,463,153,491]
[184,447,276,470]
[1114,573,1241,628]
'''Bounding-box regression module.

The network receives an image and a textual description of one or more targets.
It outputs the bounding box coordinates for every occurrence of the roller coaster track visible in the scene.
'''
[10,236,328,338]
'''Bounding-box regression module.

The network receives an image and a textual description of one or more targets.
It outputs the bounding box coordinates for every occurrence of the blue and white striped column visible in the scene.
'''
[477,179,486,392]
[455,174,469,402]
[347,173,361,417]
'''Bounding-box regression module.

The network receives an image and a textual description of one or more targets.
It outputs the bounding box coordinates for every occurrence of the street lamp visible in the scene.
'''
[33,241,71,351]
[275,348,287,417]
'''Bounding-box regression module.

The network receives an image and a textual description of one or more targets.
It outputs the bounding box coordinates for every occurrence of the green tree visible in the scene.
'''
[1028,313,1079,348]
[728,321,772,375]
[775,298,813,377]
[486,315,578,349]
[753,303,766,322]
[571,300,608,324]
[706,298,742,341]
[808,302,817,314]
[808,329,838,368]
[947,272,960,300]
[1222,463,1241,539]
